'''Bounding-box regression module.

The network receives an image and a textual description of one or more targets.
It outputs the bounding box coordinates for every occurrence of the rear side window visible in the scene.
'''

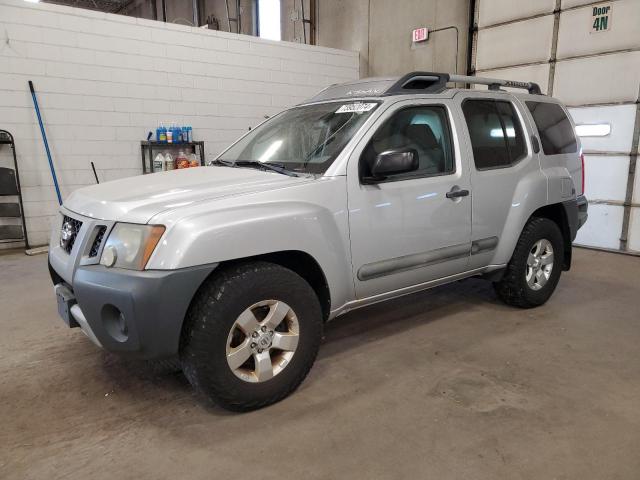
[462,99,526,170]
[526,101,577,155]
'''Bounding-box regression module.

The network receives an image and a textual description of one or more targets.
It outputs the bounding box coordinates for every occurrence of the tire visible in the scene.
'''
[180,261,323,412]
[494,217,564,308]
[147,357,182,374]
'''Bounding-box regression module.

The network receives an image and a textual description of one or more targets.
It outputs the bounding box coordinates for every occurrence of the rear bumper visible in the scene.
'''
[577,194,588,230]
[50,260,216,360]
[563,194,588,242]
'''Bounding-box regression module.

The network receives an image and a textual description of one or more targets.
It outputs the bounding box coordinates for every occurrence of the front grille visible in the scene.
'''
[61,215,83,254]
[89,226,107,257]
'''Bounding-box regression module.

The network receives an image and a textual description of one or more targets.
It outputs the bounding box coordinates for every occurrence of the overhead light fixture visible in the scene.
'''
[575,123,611,137]
[23,0,41,3]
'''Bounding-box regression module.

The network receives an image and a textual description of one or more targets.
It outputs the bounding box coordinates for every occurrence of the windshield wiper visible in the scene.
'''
[211,159,299,177]
[210,158,234,167]
[234,161,299,177]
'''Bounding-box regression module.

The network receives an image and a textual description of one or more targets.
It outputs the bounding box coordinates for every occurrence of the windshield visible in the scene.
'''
[218,101,380,174]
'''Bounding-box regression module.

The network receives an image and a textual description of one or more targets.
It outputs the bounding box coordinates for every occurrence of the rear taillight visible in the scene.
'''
[580,153,585,194]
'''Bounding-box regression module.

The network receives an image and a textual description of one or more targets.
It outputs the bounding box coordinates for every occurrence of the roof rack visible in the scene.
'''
[383,71,542,95]
[305,71,543,103]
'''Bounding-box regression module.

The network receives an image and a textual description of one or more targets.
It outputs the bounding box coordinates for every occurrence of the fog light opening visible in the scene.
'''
[102,304,129,342]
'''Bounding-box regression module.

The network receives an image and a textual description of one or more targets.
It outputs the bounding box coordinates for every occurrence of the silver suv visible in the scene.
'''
[49,72,588,411]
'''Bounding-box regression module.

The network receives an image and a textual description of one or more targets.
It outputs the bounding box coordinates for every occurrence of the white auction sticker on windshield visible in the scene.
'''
[336,103,377,113]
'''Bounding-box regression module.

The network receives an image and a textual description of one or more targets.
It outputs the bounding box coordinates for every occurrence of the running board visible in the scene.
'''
[329,265,506,320]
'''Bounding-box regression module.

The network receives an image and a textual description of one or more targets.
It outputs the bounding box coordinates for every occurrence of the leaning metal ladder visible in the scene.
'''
[0,129,29,249]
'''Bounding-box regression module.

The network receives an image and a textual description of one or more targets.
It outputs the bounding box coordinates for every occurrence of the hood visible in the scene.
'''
[64,166,312,224]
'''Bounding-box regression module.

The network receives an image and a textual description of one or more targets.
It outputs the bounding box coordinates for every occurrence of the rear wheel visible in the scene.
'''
[494,217,564,308]
[180,262,323,411]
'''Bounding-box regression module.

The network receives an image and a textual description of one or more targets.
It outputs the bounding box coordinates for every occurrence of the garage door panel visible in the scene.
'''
[574,203,623,249]
[561,0,602,8]
[557,0,640,60]
[568,105,636,153]
[478,0,555,28]
[553,52,640,105]
[476,16,554,70]
[633,167,640,204]
[628,207,640,253]
[475,64,550,95]
[583,155,629,203]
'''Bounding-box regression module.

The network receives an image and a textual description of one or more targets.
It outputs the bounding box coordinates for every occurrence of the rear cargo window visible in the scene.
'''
[462,99,526,170]
[526,101,577,155]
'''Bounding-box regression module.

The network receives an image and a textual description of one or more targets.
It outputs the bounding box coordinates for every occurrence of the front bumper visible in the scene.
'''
[50,260,216,359]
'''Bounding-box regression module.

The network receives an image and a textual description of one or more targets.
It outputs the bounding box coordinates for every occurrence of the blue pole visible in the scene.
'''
[29,80,62,205]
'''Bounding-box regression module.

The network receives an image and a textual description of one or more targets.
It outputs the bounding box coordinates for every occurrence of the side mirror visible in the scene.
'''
[367,149,419,182]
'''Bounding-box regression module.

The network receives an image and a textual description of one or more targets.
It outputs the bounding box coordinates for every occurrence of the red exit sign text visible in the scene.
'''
[412,27,429,43]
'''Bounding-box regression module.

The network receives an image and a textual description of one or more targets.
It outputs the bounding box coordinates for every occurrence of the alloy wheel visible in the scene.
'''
[526,238,554,291]
[225,300,300,383]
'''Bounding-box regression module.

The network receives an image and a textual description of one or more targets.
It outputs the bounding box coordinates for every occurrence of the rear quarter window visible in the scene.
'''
[462,99,527,170]
[526,101,577,155]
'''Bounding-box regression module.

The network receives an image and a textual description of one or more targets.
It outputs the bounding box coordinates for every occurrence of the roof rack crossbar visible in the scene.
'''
[449,74,542,95]
[383,71,542,96]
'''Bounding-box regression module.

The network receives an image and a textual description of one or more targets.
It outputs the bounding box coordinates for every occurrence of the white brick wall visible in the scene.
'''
[0,0,359,247]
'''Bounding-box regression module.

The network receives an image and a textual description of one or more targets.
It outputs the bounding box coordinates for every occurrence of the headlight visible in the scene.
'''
[100,223,165,270]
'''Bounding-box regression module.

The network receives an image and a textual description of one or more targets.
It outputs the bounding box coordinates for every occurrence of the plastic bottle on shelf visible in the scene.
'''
[153,152,165,172]
[182,126,188,143]
[167,125,173,144]
[176,150,189,169]
[188,153,198,167]
[187,125,193,142]
[164,152,175,170]
[157,124,167,143]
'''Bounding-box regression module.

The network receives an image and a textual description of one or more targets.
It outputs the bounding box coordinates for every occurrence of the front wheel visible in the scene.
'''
[180,262,323,412]
[494,217,564,308]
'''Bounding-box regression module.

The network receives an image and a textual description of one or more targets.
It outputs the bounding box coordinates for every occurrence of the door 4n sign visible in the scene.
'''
[591,4,611,33]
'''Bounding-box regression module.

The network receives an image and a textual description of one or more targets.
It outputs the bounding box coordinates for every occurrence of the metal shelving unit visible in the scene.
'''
[140,141,206,174]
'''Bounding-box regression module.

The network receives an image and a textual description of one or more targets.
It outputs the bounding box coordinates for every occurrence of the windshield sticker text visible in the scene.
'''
[336,103,377,114]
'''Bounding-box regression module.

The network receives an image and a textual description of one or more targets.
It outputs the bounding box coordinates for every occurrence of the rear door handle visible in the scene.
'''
[446,188,470,199]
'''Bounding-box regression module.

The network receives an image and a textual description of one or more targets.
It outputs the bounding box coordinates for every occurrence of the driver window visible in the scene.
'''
[360,105,455,181]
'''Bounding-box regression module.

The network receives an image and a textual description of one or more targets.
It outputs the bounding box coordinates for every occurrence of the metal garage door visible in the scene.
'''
[470,0,640,253]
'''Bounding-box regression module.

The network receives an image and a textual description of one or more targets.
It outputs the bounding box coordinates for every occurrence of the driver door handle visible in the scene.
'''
[446,188,470,199]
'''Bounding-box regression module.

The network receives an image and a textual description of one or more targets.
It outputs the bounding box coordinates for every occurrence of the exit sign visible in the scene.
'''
[412,27,429,43]
[591,3,611,33]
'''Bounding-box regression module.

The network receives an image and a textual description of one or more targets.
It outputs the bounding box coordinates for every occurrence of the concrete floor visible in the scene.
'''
[1,248,639,479]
